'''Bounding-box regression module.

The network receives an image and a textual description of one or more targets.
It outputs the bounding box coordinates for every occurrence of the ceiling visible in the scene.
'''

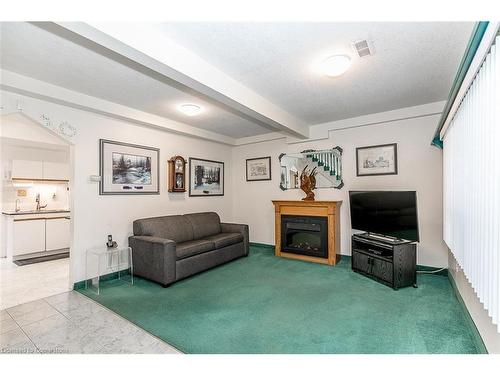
[0,22,272,138]
[0,21,474,141]
[156,22,474,124]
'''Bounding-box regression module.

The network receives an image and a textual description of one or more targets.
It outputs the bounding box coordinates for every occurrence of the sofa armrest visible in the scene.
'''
[220,223,249,255]
[128,236,177,286]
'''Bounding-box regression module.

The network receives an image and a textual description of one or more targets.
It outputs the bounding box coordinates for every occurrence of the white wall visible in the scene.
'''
[231,114,447,267]
[1,90,447,283]
[1,93,234,283]
[67,108,233,283]
[448,251,500,353]
[2,181,69,213]
[1,112,69,146]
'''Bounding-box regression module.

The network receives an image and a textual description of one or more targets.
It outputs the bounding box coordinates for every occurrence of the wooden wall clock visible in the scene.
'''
[168,155,187,192]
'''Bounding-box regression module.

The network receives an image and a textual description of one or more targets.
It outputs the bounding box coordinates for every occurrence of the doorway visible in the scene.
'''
[0,112,73,309]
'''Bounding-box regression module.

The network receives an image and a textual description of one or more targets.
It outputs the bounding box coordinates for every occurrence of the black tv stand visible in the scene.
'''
[351,234,417,290]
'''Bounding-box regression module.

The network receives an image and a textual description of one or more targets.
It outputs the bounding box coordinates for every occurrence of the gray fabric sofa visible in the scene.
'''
[129,212,249,287]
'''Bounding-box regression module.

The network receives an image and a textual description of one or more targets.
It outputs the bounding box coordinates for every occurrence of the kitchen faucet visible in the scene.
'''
[35,193,47,211]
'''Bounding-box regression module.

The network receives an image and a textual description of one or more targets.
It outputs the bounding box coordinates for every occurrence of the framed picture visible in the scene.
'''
[99,139,159,195]
[246,156,271,181]
[189,157,224,196]
[356,143,398,176]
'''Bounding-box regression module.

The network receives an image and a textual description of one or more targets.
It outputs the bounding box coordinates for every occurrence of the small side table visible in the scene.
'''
[85,246,133,295]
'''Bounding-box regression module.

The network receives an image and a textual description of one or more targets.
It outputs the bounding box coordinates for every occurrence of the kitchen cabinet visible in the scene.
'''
[11,160,43,179]
[11,160,69,180]
[11,215,70,257]
[45,217,70,251]
[42,162,70,180]
[13,219,46,256]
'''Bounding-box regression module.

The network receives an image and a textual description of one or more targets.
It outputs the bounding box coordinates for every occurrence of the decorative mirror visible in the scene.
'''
[278,147,344,191]
[168,155,187,192]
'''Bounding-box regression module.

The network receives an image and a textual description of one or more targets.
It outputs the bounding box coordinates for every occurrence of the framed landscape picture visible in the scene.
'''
[356,143,398,176]
[189,157,224,196]
[99,139,159,195]
[246,156,271,181]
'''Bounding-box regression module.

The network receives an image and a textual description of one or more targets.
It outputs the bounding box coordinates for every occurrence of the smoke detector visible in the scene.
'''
[353,40,373,58]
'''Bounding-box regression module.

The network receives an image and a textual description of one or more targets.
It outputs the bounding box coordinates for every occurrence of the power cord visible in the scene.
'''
[417,267,447,274]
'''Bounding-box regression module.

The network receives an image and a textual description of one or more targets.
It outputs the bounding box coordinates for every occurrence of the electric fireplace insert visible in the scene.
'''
[280,215,328,258]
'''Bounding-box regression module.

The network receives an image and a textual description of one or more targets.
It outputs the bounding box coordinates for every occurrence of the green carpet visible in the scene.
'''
[78,246,484,354]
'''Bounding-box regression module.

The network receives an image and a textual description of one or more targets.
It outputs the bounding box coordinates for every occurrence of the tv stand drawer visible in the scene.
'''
[352,247,393,260]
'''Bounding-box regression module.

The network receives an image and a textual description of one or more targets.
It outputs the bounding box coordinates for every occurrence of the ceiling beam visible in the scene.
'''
[234,101,447,146]
[49,22,309,139]
[0,69,237,145]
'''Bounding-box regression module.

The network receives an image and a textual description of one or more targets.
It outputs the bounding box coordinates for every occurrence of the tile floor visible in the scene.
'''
[0,257,71,310]
[0,291,181,354]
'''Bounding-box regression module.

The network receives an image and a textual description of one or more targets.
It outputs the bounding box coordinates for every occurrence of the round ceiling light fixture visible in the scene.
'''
[319,55,352,77]
[178,103,203,116]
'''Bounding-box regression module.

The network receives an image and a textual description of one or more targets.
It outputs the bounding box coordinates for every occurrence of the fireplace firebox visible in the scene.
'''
[280,215,328,258]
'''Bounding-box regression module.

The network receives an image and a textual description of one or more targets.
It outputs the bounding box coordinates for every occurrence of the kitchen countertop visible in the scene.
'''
[2,209,70,216]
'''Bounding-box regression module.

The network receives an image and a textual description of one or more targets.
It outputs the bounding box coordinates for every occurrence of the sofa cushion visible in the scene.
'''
[204,232,244,249]
[184,212,221,240]
[133,215,194,243]
[176,239,215,260]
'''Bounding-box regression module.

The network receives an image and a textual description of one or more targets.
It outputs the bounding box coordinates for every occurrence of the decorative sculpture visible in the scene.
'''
[300,165,318,201]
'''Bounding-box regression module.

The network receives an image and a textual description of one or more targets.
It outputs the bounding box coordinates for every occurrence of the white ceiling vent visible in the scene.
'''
[353,40,372,58]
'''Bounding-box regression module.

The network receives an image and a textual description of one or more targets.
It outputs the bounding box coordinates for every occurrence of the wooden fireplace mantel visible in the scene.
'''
[272,200,342,266]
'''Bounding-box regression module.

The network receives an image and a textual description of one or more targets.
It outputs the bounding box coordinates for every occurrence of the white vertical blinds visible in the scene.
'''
[443,35,500,331]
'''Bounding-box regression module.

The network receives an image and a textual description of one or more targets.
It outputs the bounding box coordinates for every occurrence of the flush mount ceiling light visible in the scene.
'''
[318,55,352,77]
[178,103,203,116]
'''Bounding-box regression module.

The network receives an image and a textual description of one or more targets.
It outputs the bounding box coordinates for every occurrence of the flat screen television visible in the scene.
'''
[349,191,419,242]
